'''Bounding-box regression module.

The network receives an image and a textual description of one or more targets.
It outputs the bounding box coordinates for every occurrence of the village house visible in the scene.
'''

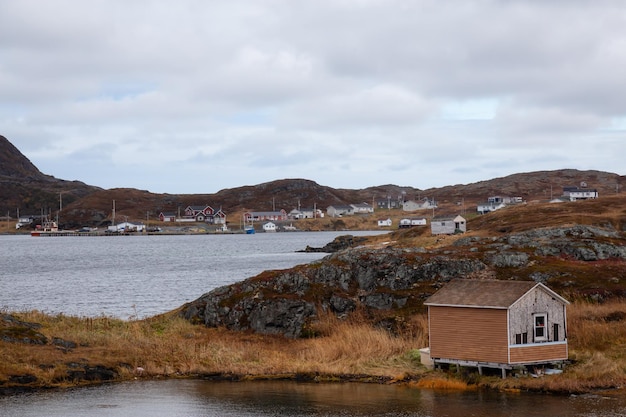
[377,218,392,227]
[423,279,569,377]
[562,185,599,201]
[288,207,323,219]
[159,205,226,224]
[376,198,402,210]
[158,212,177,222]
[262,222,277,232]
[399,217,427,228]
[289,208,312,219]
[244,210,288,222]
[326,205,354,217]
[184,205,213,220]
[15,214,37,229]
[108,221,145,233]
[477,201,507,214]
[430,215,466,235]
[477,196,523,214]
[351,202,374,214]
[402,198,437,212]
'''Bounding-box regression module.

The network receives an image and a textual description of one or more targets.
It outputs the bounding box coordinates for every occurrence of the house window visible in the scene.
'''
[515,332,529,345]
[534,313,547,341]
[553,323,559,341]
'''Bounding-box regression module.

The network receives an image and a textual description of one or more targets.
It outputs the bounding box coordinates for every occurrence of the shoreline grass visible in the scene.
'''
[3,298,626,395]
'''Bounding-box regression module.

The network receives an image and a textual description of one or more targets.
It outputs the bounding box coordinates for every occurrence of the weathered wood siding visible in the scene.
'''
[509,342,568,364]
[429,306,508,363]
[430,220,456,235]
[508,287,567,344]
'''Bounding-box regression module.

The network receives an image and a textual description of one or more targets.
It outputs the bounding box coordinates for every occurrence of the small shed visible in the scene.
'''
[430,215,466,235]
[424,279,569,377]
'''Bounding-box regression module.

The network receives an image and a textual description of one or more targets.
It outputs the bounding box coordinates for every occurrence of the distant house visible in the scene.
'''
[430,215,466,235]
[562,186,598,201]
[402,198,437,212]
[244,210,288,222]
[423,279,569,377]
[108,221,144,233]
[159,212,177,222]
[376,199,402,210]
[377,218,392,227]
[289,207,316,219]
[327,205,354,217]
[477,201,507,214]
[263,222,277,232]
[477,196,523,214]
[399,218,427,228]
[15,215,36,229]
[351,202,374,214]
[488,196,523,204]
[213,209,227,225]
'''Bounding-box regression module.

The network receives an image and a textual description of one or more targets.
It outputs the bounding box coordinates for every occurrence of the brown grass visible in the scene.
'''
[0,309,428,390]
[4,299,626,394]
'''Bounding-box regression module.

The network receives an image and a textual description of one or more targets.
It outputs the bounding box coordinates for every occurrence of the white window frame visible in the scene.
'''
[534,313,548,342]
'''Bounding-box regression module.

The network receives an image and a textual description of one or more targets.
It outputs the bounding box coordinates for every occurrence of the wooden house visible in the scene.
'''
[430,215,466,235]
[424,279,569,377]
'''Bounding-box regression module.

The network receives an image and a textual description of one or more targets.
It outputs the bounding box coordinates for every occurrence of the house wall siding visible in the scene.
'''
[429,306,509,363]
[431,221,455,235]
[509,342,568,363]
[509,288,567,344]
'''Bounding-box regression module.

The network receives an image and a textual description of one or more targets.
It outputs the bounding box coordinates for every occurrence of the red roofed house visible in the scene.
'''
[423,279,569,377]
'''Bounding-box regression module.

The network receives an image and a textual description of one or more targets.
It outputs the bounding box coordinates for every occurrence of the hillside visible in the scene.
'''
[1,134,625,229]
[0,135,101,218]
[180,194,626,339]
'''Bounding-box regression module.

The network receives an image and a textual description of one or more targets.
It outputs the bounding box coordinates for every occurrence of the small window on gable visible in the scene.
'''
[534,313,547,342]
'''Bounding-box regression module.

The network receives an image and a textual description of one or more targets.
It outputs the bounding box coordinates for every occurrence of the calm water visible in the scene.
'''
[0,231,382,318]
[2,379,626,417]
[2,231,626,416]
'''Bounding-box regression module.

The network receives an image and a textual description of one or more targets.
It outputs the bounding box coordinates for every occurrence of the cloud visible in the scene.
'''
[0,0,624,193]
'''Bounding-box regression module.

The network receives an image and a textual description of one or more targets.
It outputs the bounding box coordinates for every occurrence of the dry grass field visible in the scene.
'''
[3,298,626,394]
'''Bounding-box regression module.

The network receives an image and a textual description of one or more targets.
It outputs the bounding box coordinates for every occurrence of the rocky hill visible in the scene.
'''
[0,135,101,219]
[179,196,626,338]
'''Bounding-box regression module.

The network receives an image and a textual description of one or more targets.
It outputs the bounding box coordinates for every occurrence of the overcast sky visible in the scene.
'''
[1,1,625,194]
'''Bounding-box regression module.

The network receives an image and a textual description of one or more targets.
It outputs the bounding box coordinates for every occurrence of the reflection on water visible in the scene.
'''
[2,379,626,417]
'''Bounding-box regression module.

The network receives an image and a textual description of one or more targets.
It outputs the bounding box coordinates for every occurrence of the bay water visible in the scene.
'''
[0,231,383,318]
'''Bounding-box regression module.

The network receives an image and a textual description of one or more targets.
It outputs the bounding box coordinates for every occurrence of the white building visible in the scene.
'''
[263,222,277,232]
[377,218,392,227]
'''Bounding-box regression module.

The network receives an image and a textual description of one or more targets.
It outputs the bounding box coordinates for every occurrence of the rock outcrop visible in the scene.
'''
[181,225,626,338]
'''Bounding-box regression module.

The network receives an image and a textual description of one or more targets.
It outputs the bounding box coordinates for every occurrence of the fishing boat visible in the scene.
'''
[30,220,73,237]
[244,225,255,234]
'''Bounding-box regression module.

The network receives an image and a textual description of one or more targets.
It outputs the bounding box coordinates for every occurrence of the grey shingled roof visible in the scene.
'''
[424,279,539,309]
